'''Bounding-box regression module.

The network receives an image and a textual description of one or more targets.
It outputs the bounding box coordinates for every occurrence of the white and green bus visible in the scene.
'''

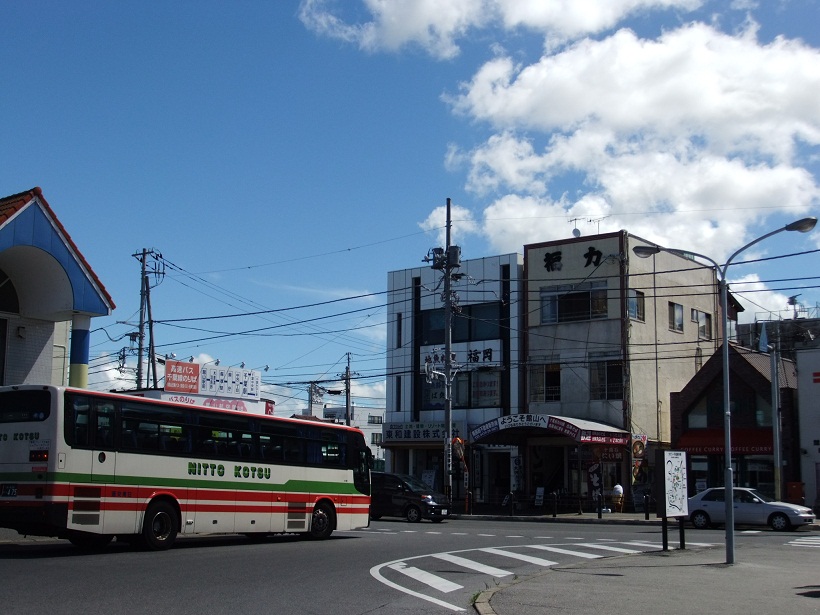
[0,385,371,550]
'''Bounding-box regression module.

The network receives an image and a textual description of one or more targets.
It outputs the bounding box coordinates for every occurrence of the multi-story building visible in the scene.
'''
[385,253,524,506]
[467,231,721,509]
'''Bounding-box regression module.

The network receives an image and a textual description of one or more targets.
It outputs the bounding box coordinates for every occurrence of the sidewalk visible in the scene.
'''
[467,515,820,615]
[453,509,665,525]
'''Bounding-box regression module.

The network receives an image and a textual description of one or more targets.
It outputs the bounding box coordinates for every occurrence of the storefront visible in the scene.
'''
[470,414,634,510]
[677,427,775,496]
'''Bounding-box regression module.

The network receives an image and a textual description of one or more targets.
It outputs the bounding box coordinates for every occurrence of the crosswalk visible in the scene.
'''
[370,539,716,612]
[788,535,820,548]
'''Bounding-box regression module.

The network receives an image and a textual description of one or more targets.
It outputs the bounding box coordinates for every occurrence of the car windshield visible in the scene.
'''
[402,475,436,492]
[745,489,774,503]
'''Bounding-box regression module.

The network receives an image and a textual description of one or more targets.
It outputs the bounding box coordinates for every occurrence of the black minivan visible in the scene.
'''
[369,472,450,523]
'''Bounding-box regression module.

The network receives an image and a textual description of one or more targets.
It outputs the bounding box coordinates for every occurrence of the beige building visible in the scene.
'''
[510,231,719,507]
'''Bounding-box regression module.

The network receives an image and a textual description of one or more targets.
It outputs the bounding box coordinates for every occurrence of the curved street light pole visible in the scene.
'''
[633,217,816,565]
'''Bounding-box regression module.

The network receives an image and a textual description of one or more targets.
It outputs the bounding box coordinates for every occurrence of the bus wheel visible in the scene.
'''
[308,502,335,539]
[68,531,113,551]
[142,500,178,551]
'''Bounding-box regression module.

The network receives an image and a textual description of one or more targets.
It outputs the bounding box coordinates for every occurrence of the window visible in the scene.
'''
[628,289,645,321]
[529,363,561,402]
[420,370,502,409]
[589,358,623,400]
[451,303,502,342]
[368,415,383,424]
[668,302,684,332]
[422,303,501,345]
[691,309,712,340]
[420,309,445,345]
[371,432,383,445]
[471,370,501,407]
[540,281,607,324]
[702,489,725,502]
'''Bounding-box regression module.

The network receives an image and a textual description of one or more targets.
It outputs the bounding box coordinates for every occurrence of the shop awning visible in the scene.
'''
[675,428,773,455]
[470,414,629,446]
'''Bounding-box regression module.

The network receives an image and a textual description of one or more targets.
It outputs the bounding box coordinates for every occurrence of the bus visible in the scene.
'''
[0,385,371,550]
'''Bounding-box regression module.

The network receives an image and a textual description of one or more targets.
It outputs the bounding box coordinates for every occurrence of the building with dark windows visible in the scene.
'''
[384,254,524,506]
[385,232,732,513]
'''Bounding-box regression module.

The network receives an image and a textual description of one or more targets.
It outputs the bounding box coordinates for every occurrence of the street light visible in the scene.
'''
[633,216,816,565]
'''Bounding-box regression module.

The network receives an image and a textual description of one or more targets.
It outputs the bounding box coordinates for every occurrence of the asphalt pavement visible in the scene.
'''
[3,510,818,615]
[460,511,820,615]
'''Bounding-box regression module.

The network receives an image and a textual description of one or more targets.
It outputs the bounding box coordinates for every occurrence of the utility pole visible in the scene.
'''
[136,249,148,389]
[133,248,164,389]
[424,198,461,505]
[344,352,352,426]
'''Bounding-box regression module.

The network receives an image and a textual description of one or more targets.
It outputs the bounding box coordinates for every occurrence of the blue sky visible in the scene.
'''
[2,0,818,414]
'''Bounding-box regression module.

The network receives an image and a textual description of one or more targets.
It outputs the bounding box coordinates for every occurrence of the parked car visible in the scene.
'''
[369,472,450,523]
[687,487,815,531]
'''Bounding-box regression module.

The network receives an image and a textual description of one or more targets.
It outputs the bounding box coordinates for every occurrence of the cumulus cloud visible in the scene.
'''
[299,0,703,58]
[730,273,799,323]
[301,0,819,301]
[419,202,481,248]
[448,21,820,262]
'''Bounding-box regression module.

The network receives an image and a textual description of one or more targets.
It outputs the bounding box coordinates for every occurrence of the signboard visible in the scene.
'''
[383,421,463,443]
[421,339,503,370]
[164,360,261,400]
[469,414,629,445]
[655,450,689,518]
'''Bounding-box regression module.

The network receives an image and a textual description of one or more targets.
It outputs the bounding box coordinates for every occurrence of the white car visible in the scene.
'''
[687,487,816,531]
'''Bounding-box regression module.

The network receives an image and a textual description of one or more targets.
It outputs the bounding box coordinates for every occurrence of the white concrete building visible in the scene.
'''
[385,253,524,505]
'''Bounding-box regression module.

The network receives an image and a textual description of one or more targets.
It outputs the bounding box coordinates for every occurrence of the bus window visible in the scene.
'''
[93,400,116,449]
[66,394,91,447]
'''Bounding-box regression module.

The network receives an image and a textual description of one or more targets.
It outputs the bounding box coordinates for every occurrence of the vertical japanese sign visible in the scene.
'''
[655,450,689,518]
[164,360,200,394]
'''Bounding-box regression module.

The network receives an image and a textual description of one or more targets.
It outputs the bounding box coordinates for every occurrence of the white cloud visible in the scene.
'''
[731,274,796,323]
[419,202,481,248]
[448,21,820,263]
[451,23,820,161]
[299,0,703,59]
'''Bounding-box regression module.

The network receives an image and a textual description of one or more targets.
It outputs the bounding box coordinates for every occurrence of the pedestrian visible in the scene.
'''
[612,482,624,512]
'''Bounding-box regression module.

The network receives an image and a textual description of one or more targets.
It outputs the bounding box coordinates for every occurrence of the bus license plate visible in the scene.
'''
[1,484,17,497]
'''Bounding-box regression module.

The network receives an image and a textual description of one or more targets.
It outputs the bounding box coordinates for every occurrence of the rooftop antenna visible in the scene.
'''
[588,216,609,234]
[569,218,581,238]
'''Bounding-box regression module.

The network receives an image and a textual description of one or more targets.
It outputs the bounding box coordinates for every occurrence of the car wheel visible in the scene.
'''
[768,512,791,531]
[690,510,711,530]
[405,505,422,523]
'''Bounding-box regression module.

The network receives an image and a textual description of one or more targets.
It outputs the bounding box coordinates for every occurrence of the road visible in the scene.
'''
[0,519,813,614]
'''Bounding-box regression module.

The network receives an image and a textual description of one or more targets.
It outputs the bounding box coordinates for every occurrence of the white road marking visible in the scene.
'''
[528,544,602,559]
[479,547,559,567]
[387,562,463,593]
[575,543,642,554]
[432,552,513,577]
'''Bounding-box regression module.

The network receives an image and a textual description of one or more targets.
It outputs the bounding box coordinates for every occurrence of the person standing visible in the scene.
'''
[612,482,624,512]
